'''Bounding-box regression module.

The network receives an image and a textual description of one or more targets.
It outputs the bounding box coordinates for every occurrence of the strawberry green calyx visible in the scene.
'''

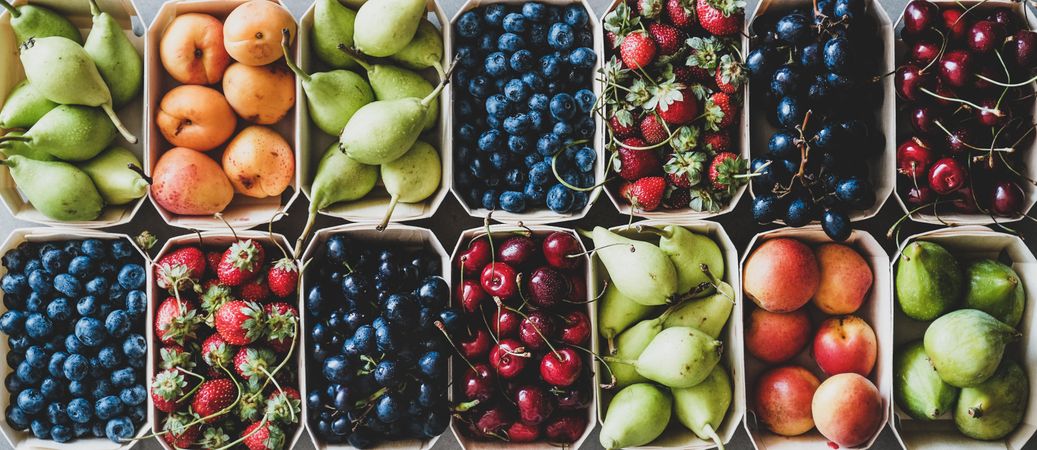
[264,306,297,343]
[228,240,262,271]
[152,369,188,401]
[201,284,234,326]
[237,384,265,422]
[160,307,201,347]
[265,391,301,424]
[272,257,298,273]
[689,187,721,212]
[717,54,746,88]
[702,97,726,131]
[156,262,195,293]
[160,346,195,371]
[665,151,707,186]
[704,0,745,16]
[135,230,156,252]
[711,154,748,195]
[203,337,236,370]
[603,3,641,45]
[669,125,701,152]
[164,411,196,437]
[686,36,724,70]
[638,0,664,18]
[200,427,233,450]
[235,347,278,383]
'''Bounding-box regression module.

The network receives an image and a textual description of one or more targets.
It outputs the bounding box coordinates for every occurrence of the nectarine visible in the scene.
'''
[812,373,883,448]
[222,126,295,198]
[157,85,238,151]
[222,62,295,125]
[813,243,874,314]
[752,365,820,436]
[151,148,234,215]
[746,308,811,364]
[223,0,297,66]
[159,13,230,85]
[813,316,877,377]
[743,238,819,312]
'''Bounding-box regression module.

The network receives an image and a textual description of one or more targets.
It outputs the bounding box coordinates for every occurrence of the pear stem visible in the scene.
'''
[0,135,30,143]
[376,195,399,232]
[87,0,101,17]
[336,45,373,72]
[704,424,725,450]
[280,28,310,82]
[101,103,137,143]
[126,164,152,184]
[0,1,20,18]
[420,59,458,107]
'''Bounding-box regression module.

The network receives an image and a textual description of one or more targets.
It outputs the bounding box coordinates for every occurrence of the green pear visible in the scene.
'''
[377,140,440,230]
[1,155,103,221]
[295,143,378,256]
[344,47,437,130]
[389,19,443,76]
[963,259,1025,328]
[607,326,722,388]
[282,30,372,137]
[896,241,962,321]
[598,283,659,353]
[587,226,678,305]
[0,1,81,44]
[954,360,1028,440]
[353,0,426,57]
[599,383,672,449]
[608,310,676,388]
[338,74,446,165]
[0,105,115,161]
[653,225,725,297]
[894,340,959,420]
[673,365,732,449]
[924,309,1020,387]
[340,0,367,8]
[79,147,147,205]
[663,279,734,338]
[0,80,57,129]
[0,131,54,161]
[84,0,143,108]
[18,36,136,143]
[312,0,359,69]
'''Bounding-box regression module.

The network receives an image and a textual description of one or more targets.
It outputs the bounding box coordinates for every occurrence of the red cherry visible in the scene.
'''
[909,105,944,135]
[991,181,1024,216]
[942,8,970,41]
[560,310,591,346]
[967,20,1004,54]
[459,239,492,275]
[1007,31,1036,69]
[939,49,974,88]
[928,158,968,194]
[519,310,558,351]
[497,236,539,268]
[972,63,1000,91]
[458,279,488,314]
[553,385,592,410]
[542,231,583,270]
[895,64,935,101]
[489,339,530,379]
[481,262,519,299]
[493,308,522,338]
[460,328,492,360]
[905,185,936,206]
[515,385,557,426]
[463,363,496,402]
[975,97,1009,127]
[539,347,582,387]
[910,36,942,65]
[525,266,570,308]
[566,272,587,302]
[952,187,980,213]
[474,407,513,437]
[505,422,540,442]
[544,412,588,443]
[903,0,939,36]
[897,136,936,180]
[944,126,974,155]
[986,9,1018,36]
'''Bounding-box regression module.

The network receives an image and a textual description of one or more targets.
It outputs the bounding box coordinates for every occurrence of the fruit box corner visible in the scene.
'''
[297,0,453,225]
[591,219,745,450]
[447,0,606,225]
[0,228,150,450]
[888,226,1037,450]
[0,0,148,229]
[145,0,301,232]
[448,224,596,450]
[300,222,451,450]
[146,230,307,450]
[891,0,1037,227]
[739,225,892,450]
[746,0,896,224]
[600,0,751,221]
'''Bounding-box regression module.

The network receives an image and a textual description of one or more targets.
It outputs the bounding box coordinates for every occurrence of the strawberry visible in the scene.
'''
[647,23,682,56]
[609,113,638,139]
[703,131,732,153]
[191,378,237,423]
[708,151,747,193]
[637,0,663,18]
[237,384,266,423]
[202,333,238,372]
[200,283,234,327]
[696,0,744,36]
[215,300,266,345]
[242,421,285,450]
[154,246,205,293]
[239,277,270,303]
[217,239,266,286]
[162,411,201,449]
[665,187,692,209]
[199,427,233,450]
[663,151,707,188]
[206,251,223,275]
[674,65,709,84]
[704,92,737,130]
[233,346,278,383]
[655,88,699,125]
[155,297,201,346]
[639,115,668,144]
[666,0,698,29]
[715,54,746,94]
[615,143,662,181]
[150,368,190,413]
[606,30,619,49]
[265,388,302,424]
[620,31,657,70]
[159,344,194,371]
[267,258,299,298]
[619,176,666,211]
[264,302,299,354]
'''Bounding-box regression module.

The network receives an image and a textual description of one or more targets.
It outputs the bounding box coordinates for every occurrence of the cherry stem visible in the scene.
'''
[920,87,1003,116]
[494,296,561,360]
[567,342,617,389]
[976,73,1037,88]
[434,321,477,371]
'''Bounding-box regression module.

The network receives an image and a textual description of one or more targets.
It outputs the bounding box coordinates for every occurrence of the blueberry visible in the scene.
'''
[467,75,493,99]
[91,422,105,438]
[523,182,547,204]
[41,249,68,274]
[497,32,525,52]
[27,270,53,295]
[521,2,546,21]
[74,317,106,347]
[44,297,72,322]
[41,378,64,400]
[572,191,589,210]
[503,113,531,135]
[94,395,122,421]
[481,189,499,209]
[563,4,589,26]
[536,133,561,156]
[527,110,547,131]
[17,388,44,413]
[97,346,121,370]
[47,351,67,378]
[2,248,25,272]
[9,334,30,353]
[539,54,565,79]
[503,79,529,103]
[124,290,146,318]
[484,94,509,118]
[573,89,595,113]
[119,385,146,406]
[116,264,145,290]
[81,239,106,259]
[105,416,135,443]
[549,93,577,121]
[64,334,84,354]
[110,367,135,388]
[105,310,131,338]
[527,93,549,112]
[507,135,531,154]
[47,402,69,426]
[323,355,351,383]
[522,72,546,91]
[504,168,526,187]
[499,190,526,212]
[546,184,575,212]
[122,334,147,360]
[456,11,481,38]
[479,33,499,52]
[30,419,50,439]
[7,405,30,430]
[483,51,509,77]
[478,129,503,153]
[0,310,25,334]
[16,360,41,384]
[483,4,507,26]
[1,273,28,296]
[25,313,53,339]
[24,345,47,368]
[509,49,535,72]
[502,13,526,33]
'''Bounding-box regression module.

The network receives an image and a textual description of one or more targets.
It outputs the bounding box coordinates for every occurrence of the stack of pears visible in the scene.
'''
[894,239,1029,441]
[295,0,446,252]
[0,0,144,221]
[590,225,736,449]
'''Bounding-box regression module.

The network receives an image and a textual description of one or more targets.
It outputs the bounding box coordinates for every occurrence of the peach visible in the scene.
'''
[743,238,819,312]
[222,62,295,124]
[813,316,877,377]
[752,365,820,436]
[151,148,234,215]
[157,85,238,151]
[221,126,295,198]
[746,308,811,364]
[813,243,874,314]
[812,373,884,448]
[159,13,231,85]
[223,0,297,66]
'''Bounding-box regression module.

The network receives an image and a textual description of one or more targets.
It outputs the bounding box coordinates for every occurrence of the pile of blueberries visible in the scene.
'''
[453,2,599,214]
[0,238,147,443]
[305,235,460,448]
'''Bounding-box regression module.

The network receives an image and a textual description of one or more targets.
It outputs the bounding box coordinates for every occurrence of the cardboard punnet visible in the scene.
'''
[447,0,605,224]
[746,0,895,224]
[449,224,596,450]
[297,0,451,224]
[892,0,1037,226]
[0,228,150,450]
[889,226,1037,449]
[601,0,751,220]
[740,226,892,450]
[591,220,745,449]
[147,230,307,450]
[146,0,301,231]
[0,0,147,228]
[301,223,450,450]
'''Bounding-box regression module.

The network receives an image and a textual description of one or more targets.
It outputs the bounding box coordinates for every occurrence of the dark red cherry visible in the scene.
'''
[459,239,492,275]
[515,385,556,426]
[560,310,591,346]
[944,126,974,155]
[975,97,1009,127]
[1008,31,1037,69]
[928,157,968,194]
[497,236,538,268]
[525,266,570,308]
[518,310,558,351]
[909,105,944,135]
[972,63,1000,90]
[539,347,582,387]
[903,0,940,36]
[474,406,513,437]
[463,363,497,402]
[544,412,588,443]
[987,9,1018,36]
[553,385,592,410]
[952,187,980,213]
[895,64,936,101]
[458,279,488,314]
[905,185,936,206]
[897,137,936,179]
[460,328,492,360]
[481,262,519,299]
[566,272,586,302]
[542,231,583,270]
[942,8,970,41]
[489,339,529,379]
[967,20,1004,54]
[991,181,1024,216]
[939,49,975,88]
[505,422,540,442]
[493,307,522,338]
[910,36,942,64]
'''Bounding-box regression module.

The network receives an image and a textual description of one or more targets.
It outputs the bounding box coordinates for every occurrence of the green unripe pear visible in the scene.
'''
[1,155,103,221]
[663,280,735,338]
[608,326,722,388]
[600,383,672,449]
[18,36,136,143]
[338,75,446,165]
[924,309,1020,388]
[0,131,54,161]
[896,241,962,321]
[312,0,360,69]
[954,360,1028,440]
[0,80,57,129]
[0,1,81,45]
[378,140,440,230]
[588,226,678,305]
[294,143,378,256]
[608,316,665,388]
[894,340,959,420]
[389,19,443,75]
[654,225,725,297]
[283,30,372,137]
[1,105,115,161]
[598,284,659,352]
[963,259,1025,328]
[84,0,143,108]
[353,0,426,57]
[346,49,438,130]
[673,365,732,448]
[79,147,148,205]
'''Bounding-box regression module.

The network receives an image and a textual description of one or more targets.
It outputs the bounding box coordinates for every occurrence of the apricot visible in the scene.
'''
[152,148,234,215]
[813,243,874,314]
[222,62,295,124]
[222,126,295,198]
[752,365,820,437]
[156,85,238,151]
[159,13,230,85]
[743,238,819,312]
[745,308,811,364]
[812,373,884,447]
[223,0,297,66]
